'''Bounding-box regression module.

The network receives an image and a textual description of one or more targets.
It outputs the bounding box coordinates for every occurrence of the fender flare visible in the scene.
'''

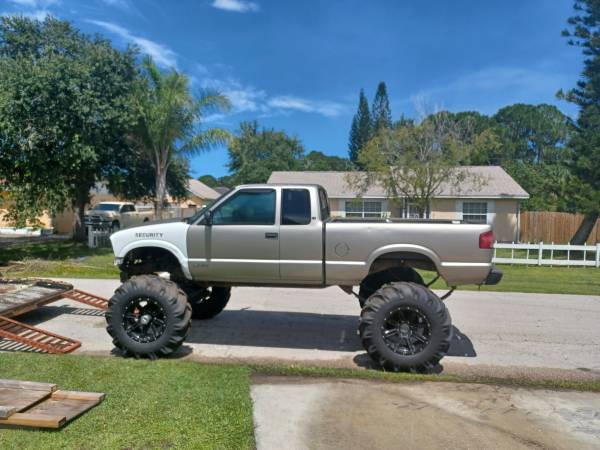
[118,240,192,279]
[365,244,443,275]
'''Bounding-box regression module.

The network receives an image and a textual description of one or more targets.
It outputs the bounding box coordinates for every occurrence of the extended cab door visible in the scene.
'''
[119,204,136,228]
[278,187,323,283]
[188,188,280,282]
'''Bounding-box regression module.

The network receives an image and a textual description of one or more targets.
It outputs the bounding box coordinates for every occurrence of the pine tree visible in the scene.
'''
[560,0,600,243]
[372,81,392,132]
[348,89,372,165]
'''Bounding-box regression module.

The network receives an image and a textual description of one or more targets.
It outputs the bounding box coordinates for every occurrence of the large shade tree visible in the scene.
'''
[0,16,138,239]
[560,0,600,243]
[133,57,230,218]
[227,121,305,185]
[352,111,482,217]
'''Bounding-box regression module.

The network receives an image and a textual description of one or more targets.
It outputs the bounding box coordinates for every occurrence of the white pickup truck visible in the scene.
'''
[84,202,154,233]
[106,184,501,371]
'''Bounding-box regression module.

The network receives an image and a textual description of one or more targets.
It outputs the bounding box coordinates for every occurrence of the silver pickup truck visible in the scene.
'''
[107,184,501,371]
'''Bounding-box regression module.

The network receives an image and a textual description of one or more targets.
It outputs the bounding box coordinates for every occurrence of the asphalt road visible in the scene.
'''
[8,278,600,374]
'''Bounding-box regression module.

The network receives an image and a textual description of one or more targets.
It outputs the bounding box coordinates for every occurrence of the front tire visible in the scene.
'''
[359,282,451,372]
[106,275,192,358]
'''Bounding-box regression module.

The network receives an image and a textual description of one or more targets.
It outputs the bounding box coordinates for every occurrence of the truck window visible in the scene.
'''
[318,188,330,220]
[121,205,135,213]
[281,189,311,225]
[212,189,276,225]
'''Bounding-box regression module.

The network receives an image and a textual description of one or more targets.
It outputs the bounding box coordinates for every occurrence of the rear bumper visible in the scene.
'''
[484,267,503,285]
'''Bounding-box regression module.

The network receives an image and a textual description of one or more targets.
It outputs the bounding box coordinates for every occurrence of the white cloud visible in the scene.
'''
[268,95,345,117]
[2,0,58,20]
[87,20,177,68]
[8,0,58,7]
[199,76,266,113]
[194,65,346,120]
[408,66,572,114]
[1,9,51,20]
[211,0,259,13]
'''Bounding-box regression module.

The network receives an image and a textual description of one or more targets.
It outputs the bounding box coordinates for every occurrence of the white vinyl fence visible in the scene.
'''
[493,241,600,267]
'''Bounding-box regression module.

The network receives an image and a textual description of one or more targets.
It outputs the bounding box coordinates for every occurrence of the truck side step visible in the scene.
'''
[0,316,81,354]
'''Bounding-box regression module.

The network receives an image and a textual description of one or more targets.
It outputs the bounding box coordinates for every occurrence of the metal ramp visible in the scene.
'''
[0,316,81,354]
[62,289,108,310]
[0,278,108,354]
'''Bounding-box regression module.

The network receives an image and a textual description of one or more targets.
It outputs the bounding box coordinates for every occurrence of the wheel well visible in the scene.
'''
[368,251,438,276]
[120,247,184,281]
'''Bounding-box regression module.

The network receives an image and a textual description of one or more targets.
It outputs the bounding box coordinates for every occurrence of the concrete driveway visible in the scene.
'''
[252,377,600,450]
[9,278,600,376]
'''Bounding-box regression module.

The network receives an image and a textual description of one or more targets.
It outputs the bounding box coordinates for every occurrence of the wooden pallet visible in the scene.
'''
[0,379,104,429]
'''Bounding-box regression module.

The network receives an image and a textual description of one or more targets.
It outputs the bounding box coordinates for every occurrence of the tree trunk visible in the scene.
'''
[73,196,88,242]
[570,213,599,245]
[155,165,167,221]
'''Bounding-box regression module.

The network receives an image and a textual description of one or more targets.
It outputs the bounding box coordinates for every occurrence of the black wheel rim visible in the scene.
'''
[122,297,167,343]
[381,306,431,356]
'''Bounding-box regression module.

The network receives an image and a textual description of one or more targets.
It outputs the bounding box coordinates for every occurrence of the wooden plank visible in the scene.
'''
[0,405,16,419]
[0,388,52,412]
[0,379,57,392]
[51,390,105,402]
[0,279,73,318]
[0,412,66,429]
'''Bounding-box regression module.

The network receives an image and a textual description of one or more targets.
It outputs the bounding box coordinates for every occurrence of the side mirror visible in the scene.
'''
[204,209,213,226]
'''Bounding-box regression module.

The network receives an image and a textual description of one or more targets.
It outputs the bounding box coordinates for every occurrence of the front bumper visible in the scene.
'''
[484,267,503,285]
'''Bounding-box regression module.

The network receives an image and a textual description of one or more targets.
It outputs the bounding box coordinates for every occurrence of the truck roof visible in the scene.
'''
[239,183,325,189]
[94,201,132,206]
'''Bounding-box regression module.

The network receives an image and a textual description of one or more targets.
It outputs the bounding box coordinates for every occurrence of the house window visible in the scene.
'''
[462,201,487,224]
[403,201,428,219]
[345,200,383,218]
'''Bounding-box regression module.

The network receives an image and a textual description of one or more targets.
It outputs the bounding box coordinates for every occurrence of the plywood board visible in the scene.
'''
[0,389,105,429]
[0,279,73,318]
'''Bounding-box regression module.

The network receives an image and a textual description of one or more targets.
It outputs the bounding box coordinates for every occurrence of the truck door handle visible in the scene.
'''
[265,232,278,239]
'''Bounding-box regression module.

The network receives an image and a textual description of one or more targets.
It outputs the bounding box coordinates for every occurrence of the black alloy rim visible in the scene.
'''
[122,297,167,343]
[381,306,431,356]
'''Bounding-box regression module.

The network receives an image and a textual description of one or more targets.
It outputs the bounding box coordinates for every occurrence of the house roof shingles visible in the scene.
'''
[187,179,220,200]
[268,166,529,199]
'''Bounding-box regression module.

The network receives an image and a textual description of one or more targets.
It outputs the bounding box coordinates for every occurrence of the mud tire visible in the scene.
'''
[106,275,191,358]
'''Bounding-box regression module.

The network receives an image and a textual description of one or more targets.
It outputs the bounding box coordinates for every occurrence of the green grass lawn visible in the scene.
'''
[1,239,599,295]
[0,353,254,450]
[420,264,600,296]
[0,239,118,279]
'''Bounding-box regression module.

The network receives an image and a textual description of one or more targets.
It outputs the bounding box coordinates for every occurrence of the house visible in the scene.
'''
[1,178,220,235]
[186,179,221,208]
[267,166,529,242]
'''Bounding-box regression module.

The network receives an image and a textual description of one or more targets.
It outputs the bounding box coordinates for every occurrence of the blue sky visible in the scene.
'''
[2,0,582,178]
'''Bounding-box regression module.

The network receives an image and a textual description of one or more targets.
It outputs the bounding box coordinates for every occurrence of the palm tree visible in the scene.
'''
[134,56,230,218]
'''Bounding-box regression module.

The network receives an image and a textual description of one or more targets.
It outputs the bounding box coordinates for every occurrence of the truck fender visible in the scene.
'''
[118,240,192,279]
[365,244,443,274]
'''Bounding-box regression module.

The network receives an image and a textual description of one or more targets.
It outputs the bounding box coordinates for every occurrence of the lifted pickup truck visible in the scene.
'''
[85,202,153,233]
[107,184,501,371]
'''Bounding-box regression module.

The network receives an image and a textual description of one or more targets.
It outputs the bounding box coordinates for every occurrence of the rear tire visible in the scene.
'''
[359,282,451,372]
[184,285,231,320]
[359,267,424,307]
[106,275,191,358]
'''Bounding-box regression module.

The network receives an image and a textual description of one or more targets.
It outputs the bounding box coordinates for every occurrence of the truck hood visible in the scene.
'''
[109,221,190,260]
[85,210,115,217]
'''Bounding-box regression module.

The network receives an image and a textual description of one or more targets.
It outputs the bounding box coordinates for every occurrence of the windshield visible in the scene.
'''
[93,203,121,212]
[186,191,230,224]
